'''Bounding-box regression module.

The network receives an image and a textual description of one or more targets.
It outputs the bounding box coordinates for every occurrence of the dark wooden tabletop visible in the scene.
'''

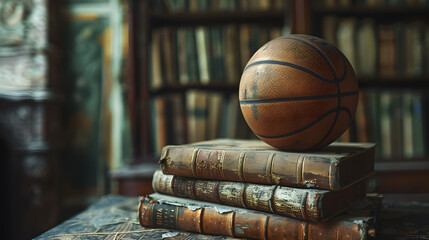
[35,194,429,240]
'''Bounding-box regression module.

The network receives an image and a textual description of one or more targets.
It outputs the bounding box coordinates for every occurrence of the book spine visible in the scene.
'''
[160,146,339,190]
[138,196,370,240]
[152,170,315,221]
[153,170,365,222]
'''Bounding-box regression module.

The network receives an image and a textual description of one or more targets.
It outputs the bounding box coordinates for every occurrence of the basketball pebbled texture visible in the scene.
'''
[239,34,359,151]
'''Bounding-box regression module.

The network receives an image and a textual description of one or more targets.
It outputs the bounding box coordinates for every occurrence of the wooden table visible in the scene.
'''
[35,194,429,240]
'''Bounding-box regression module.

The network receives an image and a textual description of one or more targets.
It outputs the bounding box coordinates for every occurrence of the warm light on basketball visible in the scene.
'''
[239,34,359,151]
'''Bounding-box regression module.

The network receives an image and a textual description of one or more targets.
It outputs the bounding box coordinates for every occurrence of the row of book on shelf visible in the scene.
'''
[323,16,429,78]
[152,0,288,12]
[150,24,285,89]
[150,88,428,159]
[343,89,427,160]
[139,138,381,239]
[150,90,254,154]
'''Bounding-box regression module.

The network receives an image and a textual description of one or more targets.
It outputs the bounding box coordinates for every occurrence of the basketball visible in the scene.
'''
[239,34,359,151]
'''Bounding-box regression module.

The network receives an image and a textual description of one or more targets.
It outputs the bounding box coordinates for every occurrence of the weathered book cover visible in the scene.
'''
[160,139,375,190]
[139,193,379,240]
[153,169,367,222]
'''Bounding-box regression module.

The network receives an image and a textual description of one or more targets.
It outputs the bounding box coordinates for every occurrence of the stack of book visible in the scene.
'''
[138,139,381,239]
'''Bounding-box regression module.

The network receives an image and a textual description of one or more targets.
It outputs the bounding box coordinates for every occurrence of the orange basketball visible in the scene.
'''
[239,34,358,151]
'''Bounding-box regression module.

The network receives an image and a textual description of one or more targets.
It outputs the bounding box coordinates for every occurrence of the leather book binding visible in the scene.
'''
[152,169,367,221]
[159,139,375,190]
[139,193,378,240]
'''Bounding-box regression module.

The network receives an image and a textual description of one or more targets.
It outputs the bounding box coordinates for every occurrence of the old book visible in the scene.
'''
[210,27,225,81]
[217,93,242,139]
[336,18,357,71]
[223,24,240,85]
[185,27,199,83]
[379,91,393,158]
[159,139,375,191]
[160,27,178,86]
[150,96,168,154]
[389,91,403,158]
[410,92,426,157]
[404,22,424,77]
[355,91,370,143]
[322,15,338,46]
[400,91,427,159]
[152,169,367,222]
[367,89,382,157]
[166,93,186,145]
[356,18,377,77]
[186,90,208,143]
[150,29,164,89]
[378,25,397,78]
[139,193,379,240]
[206,92,223,139]
[395,22,405,77]
[195,26,211,84]
[176,28,189,84]
[226,93,239,139]
[239,24,251,69]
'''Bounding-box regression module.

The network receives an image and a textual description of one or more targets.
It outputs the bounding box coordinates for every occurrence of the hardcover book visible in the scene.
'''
[139,193,380,240]
[152,169,367,222]
[159,139,375,190]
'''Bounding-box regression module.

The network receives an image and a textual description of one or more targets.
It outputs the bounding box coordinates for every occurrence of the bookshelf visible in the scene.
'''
[126,0,429,194]
[307,0,429,193]
[130,0,291,161]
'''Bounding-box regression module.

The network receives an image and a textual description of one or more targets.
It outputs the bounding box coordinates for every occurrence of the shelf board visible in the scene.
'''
[313,6,429,17]
[150,10,285,26]
[359,77,429,89]
[375,160,429,172]
[150,82,239,94]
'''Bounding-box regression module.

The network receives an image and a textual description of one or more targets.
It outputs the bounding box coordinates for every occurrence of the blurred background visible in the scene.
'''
[0,0,428,239]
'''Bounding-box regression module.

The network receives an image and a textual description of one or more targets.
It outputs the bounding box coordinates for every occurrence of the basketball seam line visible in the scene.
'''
[312,82,343,149]
[276,36,347,81]
[253,107,351,139]
[313,106,353,149]
[279,36,347,149]
[244,60,338,83]
[240,90,358,104]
